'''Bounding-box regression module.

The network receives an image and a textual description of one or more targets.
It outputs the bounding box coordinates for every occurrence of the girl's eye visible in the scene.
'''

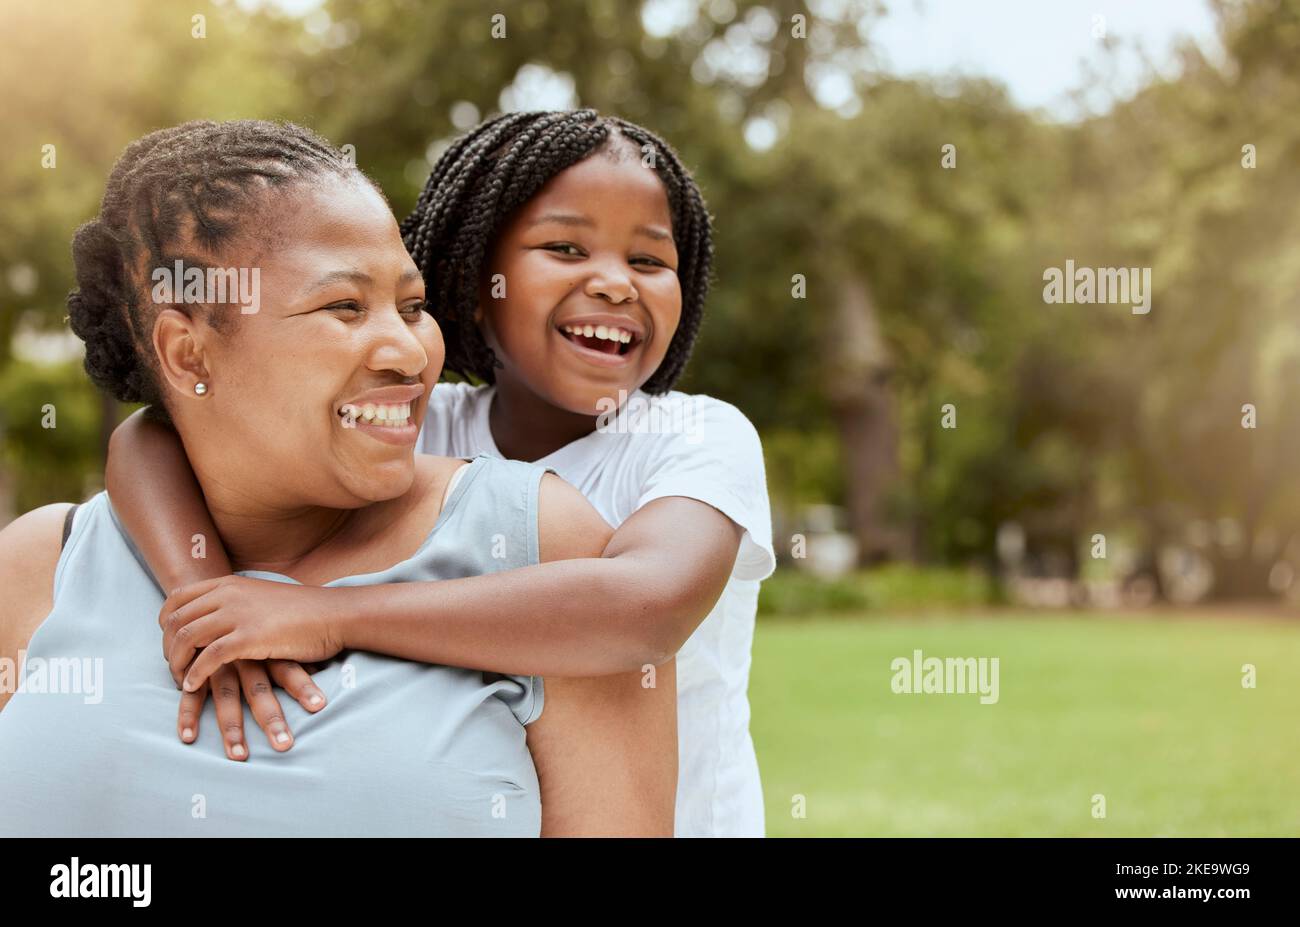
[543,243,585,257]
[631,255,668,268]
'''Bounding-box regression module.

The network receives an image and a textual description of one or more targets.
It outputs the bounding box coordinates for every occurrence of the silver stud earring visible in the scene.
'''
[194,382,208,396]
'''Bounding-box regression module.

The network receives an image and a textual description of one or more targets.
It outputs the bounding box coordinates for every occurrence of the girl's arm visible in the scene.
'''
[106,409,232,587]
[342,493,741,673]
[107,409,326,757]
[170,492,743,686]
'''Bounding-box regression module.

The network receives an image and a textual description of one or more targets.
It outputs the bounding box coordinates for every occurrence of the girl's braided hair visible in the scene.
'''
[400,109,713,394]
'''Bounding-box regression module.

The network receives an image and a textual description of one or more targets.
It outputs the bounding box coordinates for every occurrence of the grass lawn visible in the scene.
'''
[748,609,1300,837]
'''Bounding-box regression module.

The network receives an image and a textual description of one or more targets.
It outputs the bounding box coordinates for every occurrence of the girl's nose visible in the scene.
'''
[584,262,639,305]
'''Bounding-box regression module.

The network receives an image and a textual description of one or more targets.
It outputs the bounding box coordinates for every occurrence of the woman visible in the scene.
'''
[0,120,676,836]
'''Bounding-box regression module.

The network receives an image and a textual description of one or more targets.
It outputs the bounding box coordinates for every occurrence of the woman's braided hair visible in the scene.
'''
[67,119,360,415]
[400,109,713,394]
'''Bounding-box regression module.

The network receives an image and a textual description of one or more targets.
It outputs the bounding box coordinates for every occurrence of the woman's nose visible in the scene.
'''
[364,306,430,376]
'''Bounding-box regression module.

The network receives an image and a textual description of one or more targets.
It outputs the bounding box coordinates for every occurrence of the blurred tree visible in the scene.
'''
[2,0,1296,602]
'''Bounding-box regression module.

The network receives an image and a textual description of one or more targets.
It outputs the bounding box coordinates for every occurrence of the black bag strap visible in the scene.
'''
[61,503,80,551]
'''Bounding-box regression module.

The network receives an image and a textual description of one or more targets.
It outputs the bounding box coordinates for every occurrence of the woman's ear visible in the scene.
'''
[153,308,212,399]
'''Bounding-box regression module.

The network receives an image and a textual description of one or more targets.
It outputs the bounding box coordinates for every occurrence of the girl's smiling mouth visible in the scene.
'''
[556,315,645,364]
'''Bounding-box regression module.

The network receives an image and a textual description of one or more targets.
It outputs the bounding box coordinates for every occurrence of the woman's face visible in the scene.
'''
[165,175,442,509]
[479,149,683,416]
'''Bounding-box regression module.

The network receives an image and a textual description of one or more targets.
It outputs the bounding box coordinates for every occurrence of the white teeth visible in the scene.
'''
[342,401,411,427]
[563,324,635,344]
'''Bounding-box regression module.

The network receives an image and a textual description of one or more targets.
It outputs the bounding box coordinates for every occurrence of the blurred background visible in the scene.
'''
[1,0,1297,835]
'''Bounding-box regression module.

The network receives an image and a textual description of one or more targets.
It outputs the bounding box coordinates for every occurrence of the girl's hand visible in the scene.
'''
[160,575,348,694]
[175,659,327,760]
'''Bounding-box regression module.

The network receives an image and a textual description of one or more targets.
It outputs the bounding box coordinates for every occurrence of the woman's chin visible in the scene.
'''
[339,460,417,504]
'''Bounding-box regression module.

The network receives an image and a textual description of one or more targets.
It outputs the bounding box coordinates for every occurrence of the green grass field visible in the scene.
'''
[749,610,1300,837]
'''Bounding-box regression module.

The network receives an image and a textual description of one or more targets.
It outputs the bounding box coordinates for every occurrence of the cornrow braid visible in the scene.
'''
[67,119,361,415]
[401,108,713,394]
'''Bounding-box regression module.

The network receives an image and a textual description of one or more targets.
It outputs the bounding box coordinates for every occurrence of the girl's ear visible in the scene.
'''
[153,308,212,400]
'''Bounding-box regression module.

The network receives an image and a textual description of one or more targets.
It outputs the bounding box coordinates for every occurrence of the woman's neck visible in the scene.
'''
[197,473,357,576]
[488,376,601,462]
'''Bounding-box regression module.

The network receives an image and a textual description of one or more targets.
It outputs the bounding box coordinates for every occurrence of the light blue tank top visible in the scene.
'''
[0,455,550,836]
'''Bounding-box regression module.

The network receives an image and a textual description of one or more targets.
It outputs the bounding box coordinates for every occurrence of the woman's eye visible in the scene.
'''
[323,301,363,317]
[401,299,429,318]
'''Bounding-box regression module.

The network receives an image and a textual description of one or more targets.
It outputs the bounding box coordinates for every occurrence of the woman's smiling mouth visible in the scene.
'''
[337,383,425,445]
[339,401,413,426]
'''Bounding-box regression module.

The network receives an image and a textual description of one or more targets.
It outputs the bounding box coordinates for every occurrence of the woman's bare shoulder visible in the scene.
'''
[0,504,71,589]
[536,472,612,563]
[0,504,73,707]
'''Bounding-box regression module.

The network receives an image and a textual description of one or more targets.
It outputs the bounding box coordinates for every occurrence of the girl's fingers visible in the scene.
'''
[267,660,327,713]
[181,632,248,694]
[162,590,221,676]
[209,664,248,761]
[158,578,225,629]
[176,684,207,744]
[235,660,294,752]
[169,613,230,686]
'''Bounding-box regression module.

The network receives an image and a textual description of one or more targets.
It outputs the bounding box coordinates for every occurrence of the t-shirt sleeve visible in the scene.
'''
[635,396,776,582]
[417,381,473,456]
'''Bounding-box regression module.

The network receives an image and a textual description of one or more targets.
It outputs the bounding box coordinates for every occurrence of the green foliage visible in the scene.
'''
[0,361,103,511]
[0,0,1296,598]
[758,564,1000,616]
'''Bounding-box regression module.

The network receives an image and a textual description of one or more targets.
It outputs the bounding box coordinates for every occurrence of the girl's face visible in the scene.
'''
[162,175,443,509]
[478,150,683,415]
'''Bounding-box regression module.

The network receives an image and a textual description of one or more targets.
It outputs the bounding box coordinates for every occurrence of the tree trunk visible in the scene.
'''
[822,275,901,564]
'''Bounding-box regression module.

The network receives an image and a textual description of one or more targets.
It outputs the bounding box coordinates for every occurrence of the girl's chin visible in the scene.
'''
[549,380,648,419]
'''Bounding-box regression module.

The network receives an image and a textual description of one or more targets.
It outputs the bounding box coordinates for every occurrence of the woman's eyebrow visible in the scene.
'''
[305,269,372,292]
[302,268,420,292]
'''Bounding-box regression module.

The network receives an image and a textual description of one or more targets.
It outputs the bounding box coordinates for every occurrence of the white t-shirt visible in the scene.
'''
[418,382,776,837]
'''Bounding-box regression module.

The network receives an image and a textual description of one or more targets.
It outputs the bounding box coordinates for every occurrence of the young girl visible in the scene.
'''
[109,109,775,837]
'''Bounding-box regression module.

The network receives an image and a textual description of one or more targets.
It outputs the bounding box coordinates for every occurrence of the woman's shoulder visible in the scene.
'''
[0,503,74,576]
[0,503,75,682]
[535,470,611,563]
[417,454,610,564]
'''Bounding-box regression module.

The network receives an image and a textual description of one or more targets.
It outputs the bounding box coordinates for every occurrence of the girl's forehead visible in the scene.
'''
[515,155,673,228]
